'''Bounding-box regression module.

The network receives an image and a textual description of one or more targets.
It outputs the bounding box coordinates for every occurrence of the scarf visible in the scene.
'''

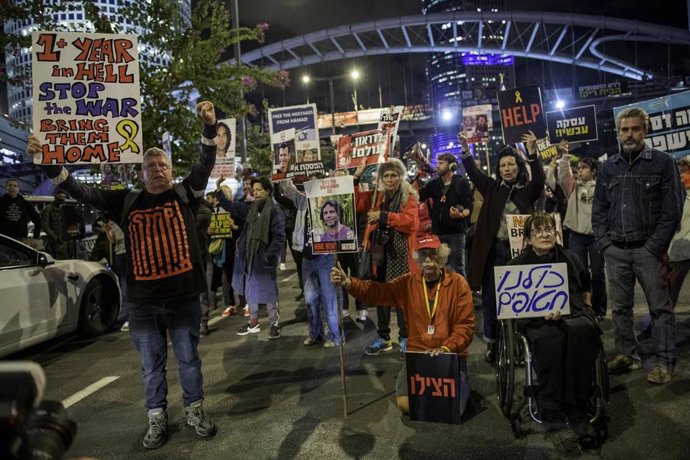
[245,197,273,266]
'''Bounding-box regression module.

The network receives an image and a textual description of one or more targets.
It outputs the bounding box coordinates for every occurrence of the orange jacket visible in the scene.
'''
[348,270,475,357]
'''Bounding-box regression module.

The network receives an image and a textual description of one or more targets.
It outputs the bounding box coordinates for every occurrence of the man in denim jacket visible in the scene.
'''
[593,107,683,384]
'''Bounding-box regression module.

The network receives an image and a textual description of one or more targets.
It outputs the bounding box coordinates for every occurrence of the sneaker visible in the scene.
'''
[303,337,322,346]
[200,321,209,337]
[221,306,235,318]
[399,338,408,359]
[143,410,168,449]
[237,323,260,336]
[280,263,287,270]
[269,325,281,340]
[356,309,368,322]
[185,401,216,437]
[607,354,641,375]
[647,364,674,384]
[242,306,250,317]
[323,340,337,348]
[364,337,393,356]
[120,321,129,332]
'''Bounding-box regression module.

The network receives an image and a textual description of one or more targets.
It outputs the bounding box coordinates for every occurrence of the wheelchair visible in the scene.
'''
[495,318,610,441]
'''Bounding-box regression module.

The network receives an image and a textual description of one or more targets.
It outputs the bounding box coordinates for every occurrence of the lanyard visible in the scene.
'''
[422,277,441,321]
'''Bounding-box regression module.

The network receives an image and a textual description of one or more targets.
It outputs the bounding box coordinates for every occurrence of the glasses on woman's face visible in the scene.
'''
[531,226,557,237]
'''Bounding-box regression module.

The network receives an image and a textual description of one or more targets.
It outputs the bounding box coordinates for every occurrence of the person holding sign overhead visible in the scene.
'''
[508,212,601,445]
[330,234,474,415]
[459,129,545,363]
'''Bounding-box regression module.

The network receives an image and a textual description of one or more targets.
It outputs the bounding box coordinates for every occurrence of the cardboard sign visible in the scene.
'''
[546,105,598,143]
[462,104,493,144]
[535,137,559,162]
[32,31,143,165]
[303,176,358,254]
[377,105,403,152]
[497,85,546,144]
[269,104,321,161]
[335,128,390,169]
[406,352,462,425]
[506,214,563,258]
[494,262,571,319]
[208,211,233,239]
[210,118,237,179]
[613,90,690,158]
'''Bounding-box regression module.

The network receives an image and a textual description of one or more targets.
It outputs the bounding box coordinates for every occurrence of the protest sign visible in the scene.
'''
[208,211,234,239]
[506,214,563,258]
[99,163,132,190]
[497,86,546,144]
[269,104,323,181]
[210,118,237,179]
[535,137,559,162]
[462,104,493,144]
[613,90,690,158]
[377,105,403,152]
[335,128,391,169]
[406,351,463,424]
[32,31,143,165]
[494,262,570,320]
[303,176,358,254]
[546,105,598,143]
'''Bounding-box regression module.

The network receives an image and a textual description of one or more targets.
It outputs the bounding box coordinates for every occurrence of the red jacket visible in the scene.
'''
[348,270,475,357]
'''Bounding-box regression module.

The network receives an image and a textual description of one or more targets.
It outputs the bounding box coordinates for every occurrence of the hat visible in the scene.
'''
[416,234,441,250]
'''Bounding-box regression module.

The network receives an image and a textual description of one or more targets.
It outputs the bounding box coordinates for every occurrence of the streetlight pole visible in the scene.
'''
[300,69,361,136]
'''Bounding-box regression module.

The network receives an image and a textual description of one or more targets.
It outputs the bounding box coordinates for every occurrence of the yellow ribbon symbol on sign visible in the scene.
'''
[116,119,140,154]
[514,91,523,104]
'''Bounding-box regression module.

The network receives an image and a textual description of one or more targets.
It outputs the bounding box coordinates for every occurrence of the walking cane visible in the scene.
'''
[335,259,348,418]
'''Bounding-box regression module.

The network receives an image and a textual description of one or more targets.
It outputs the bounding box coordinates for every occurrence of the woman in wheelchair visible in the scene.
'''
[508,212,602,441]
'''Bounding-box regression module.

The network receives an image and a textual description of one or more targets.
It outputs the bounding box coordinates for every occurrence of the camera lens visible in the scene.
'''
[25,400,76,460]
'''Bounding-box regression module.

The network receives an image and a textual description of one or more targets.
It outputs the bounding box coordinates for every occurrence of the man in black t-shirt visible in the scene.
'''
[26,101,218,450]
[0,177,41,241]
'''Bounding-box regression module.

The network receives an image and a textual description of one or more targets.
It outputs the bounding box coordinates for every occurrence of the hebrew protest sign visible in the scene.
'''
[377,105,403,152]
[506,214,563,258]
[303,176,358,254]
[494,262,570,319]
[462,104,493,144]
[336,128,390,169]
[406,351,463,424]
[546,105,598,143]
[210,118,237,179]
[32,31,142,165]
[497,85,546,144]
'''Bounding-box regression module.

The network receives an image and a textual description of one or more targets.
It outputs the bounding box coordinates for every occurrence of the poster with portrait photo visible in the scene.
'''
[462,104,493,144]
[210,118,237,179]
[304,176,358,254]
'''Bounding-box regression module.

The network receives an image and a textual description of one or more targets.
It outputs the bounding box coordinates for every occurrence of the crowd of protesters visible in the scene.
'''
[2,104,688,451]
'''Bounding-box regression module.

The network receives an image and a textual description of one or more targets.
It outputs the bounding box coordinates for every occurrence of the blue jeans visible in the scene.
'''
[567,232,607,317]
[605,245,676,367]
[481,240,513,342]
[303,254,341,343]
[129,295,204,410]
[439,233,467,278]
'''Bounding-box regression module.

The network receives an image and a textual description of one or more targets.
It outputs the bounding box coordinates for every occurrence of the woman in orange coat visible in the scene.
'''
[353,158,420,356]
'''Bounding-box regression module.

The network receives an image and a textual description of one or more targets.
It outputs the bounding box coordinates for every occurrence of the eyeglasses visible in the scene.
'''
[145,162,170,172]
[531,227,556,237]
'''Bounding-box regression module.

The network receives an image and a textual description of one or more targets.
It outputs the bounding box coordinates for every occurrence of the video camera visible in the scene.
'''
[0,362,76,460]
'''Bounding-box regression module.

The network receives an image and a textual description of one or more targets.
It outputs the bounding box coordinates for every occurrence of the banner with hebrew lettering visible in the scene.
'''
[406,351,462,424]
[32,31,142,165]
[335,128,391,169]
[497,85,546,144]
[546,105,598,143]
[613,90,690,158]
[494,262,570,320]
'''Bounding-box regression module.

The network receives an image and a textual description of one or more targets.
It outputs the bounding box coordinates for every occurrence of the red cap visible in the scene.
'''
[416,234,441,250]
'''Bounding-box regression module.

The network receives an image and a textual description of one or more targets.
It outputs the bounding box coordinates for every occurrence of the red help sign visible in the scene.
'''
[335,128,390,169]
[497,85,546,144]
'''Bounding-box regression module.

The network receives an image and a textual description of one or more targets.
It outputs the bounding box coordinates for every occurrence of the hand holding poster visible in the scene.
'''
[336,128,391,169]
[303,176,358,254]
[32,31,143,165]
[497,85,546,144]
[494,262,571,320]
[535,137,559,162]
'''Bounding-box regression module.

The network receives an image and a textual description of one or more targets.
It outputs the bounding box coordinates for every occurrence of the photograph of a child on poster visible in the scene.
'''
[304,177,358,254]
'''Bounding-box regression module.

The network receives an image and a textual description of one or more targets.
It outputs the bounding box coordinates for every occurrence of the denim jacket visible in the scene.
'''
[592,145,683,257]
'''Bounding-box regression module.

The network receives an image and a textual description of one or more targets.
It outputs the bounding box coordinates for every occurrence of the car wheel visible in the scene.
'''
[78,277,119,337]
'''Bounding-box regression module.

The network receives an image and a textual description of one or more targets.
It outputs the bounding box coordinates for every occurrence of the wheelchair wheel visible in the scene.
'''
[495,319,516,417]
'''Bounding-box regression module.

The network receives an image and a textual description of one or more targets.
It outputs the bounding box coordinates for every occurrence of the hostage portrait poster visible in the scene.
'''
[303,176,358,254]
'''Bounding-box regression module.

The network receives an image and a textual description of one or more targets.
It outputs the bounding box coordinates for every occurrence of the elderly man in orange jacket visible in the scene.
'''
[330,234,475,414]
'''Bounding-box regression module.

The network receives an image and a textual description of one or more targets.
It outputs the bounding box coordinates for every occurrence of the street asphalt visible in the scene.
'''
[6,256,690,459]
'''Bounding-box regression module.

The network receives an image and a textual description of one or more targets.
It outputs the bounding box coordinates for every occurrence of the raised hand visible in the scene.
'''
[196,101,216,126]
[457,127,470,153]
[26,134,43,161]
[521,130,538,155]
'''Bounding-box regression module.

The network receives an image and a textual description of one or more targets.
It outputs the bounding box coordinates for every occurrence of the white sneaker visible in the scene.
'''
[120,321,130,332]
[280,263,287,270]
[356,309,368,322]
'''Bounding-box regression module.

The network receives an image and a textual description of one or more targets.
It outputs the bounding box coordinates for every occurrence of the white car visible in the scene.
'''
[0,234,121,358]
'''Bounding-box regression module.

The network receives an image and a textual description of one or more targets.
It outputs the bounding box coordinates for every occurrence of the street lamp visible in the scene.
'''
[299,70,363,134]
[351,69,360,112]
[301,75,311,104]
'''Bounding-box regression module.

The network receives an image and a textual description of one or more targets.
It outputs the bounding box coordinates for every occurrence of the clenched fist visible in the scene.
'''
[196,101,216,126]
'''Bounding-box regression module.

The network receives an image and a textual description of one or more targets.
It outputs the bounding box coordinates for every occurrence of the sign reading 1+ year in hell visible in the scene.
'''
[32,31,143,165]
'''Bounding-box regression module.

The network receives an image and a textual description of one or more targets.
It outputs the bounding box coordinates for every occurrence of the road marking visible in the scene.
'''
[62,376,120,409]
[208,315,225,326]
